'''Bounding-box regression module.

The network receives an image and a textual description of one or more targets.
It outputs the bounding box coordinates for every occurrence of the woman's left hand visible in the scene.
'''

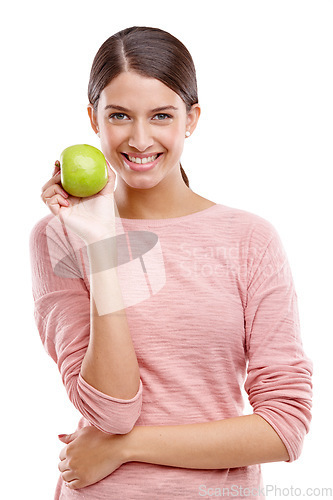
[58,425,127,490]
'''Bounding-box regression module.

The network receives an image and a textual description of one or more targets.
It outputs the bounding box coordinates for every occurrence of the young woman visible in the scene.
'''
[30,26,313,499]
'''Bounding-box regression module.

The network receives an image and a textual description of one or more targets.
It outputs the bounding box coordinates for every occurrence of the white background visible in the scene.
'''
[1,1,332,498]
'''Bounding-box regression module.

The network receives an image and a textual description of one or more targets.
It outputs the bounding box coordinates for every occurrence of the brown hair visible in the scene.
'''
[88,26,198,188]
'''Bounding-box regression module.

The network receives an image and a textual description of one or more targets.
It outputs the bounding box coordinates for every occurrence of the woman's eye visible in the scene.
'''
[153,113,172,121]
[109,113,128,121]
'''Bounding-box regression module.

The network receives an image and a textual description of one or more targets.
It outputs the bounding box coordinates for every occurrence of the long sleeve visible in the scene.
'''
[243,219,313,462]
[38,204,313,499]
[29,215,142,434]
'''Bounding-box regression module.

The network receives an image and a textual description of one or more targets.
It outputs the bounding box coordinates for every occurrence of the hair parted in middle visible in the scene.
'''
[88,26,199,187]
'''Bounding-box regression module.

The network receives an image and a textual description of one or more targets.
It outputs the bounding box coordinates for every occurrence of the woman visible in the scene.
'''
[30,26,313,499]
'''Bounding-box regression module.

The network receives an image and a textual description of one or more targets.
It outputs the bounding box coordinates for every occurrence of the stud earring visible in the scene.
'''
[97,132,100,138]
[185,130,190,138]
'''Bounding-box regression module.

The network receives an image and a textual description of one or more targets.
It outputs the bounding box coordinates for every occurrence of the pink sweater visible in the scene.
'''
[29,203,312,499]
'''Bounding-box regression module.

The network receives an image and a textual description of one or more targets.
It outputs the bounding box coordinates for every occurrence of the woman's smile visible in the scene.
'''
[121,152,164,171]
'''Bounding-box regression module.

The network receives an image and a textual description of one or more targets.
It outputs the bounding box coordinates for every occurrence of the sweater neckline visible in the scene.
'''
[115,203,221,227]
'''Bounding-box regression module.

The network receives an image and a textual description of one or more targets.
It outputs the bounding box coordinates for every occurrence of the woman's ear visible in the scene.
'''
[87,104,99,135]
[186,103,201,135]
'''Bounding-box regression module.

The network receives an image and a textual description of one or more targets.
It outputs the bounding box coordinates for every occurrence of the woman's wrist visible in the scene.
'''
[87,235,125,316]
[121,426,142,464]
[99,431,131,470]
[87,235,119,273]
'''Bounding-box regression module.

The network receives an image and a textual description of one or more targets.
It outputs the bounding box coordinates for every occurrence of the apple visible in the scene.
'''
[60,144,108,197]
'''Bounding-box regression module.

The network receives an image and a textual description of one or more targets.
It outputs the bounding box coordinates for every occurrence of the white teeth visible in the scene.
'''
[127,154,159,164]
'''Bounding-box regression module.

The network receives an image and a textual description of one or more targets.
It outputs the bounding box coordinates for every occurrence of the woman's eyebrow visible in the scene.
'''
[104,104,129,112]
[151,105,178,113]
[104,104,178,112]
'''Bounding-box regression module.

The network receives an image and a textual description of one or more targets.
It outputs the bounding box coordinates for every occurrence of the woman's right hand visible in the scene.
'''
[41,160,118,244]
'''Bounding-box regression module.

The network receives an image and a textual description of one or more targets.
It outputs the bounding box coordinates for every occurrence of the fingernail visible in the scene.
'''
[58,434,67,438]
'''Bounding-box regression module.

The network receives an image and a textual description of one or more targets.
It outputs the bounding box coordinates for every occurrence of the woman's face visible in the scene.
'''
[88,71,200,190]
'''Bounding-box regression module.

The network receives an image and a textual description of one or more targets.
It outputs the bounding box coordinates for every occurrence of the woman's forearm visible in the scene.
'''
[80,239,140,400]
[124,414,289,469]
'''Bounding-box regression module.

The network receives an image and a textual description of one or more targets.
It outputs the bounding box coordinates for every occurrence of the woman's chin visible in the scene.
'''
[121,173,162,191]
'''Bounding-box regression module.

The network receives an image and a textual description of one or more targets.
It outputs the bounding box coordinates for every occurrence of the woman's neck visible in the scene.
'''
[114,169,208,220]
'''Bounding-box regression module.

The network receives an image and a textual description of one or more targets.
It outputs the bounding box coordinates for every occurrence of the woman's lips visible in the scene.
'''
[121,153,163,172]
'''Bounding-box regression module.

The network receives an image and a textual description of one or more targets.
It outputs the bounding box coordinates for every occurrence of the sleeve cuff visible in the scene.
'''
[78,372,143,403]
[77,373,143,434]
[254,409,296,463]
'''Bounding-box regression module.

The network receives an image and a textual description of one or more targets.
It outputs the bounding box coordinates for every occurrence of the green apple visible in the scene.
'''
[60,144,108,197]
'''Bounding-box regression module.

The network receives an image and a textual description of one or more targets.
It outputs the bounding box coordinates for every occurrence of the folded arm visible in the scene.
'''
[58,413,289,490]
[124,413,289,469]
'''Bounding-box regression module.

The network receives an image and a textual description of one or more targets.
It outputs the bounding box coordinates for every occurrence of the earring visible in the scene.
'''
[185,130,191,138]
[97,132,100,138]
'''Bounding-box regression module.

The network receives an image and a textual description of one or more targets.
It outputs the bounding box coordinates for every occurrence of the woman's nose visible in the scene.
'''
[128,122,154,151]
